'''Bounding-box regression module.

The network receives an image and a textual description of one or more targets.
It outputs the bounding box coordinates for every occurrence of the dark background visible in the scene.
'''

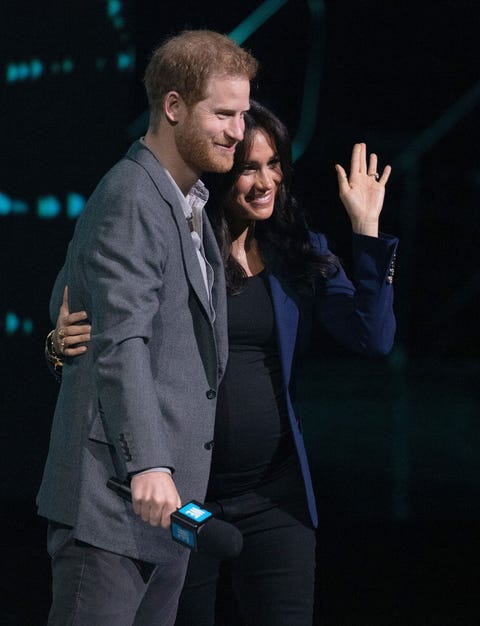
[1,1,479,624]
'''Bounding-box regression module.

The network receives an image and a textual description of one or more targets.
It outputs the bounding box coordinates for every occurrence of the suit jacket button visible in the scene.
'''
[204,440,214,450]
[125,454,132,461]
[206,389,216,400]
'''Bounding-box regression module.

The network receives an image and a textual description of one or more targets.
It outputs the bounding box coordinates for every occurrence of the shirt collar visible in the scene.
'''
[139,137,209,227]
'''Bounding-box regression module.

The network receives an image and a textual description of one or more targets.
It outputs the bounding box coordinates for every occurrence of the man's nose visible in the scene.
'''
[226,116,244,142]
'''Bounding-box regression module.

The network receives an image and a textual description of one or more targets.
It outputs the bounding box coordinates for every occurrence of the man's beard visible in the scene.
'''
[176,123,235,175]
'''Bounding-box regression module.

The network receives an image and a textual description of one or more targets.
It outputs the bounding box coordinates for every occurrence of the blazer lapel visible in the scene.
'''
[203,215,228,372]
[126,141,212,322]
[169,205,212,320]
[268,272,300,387]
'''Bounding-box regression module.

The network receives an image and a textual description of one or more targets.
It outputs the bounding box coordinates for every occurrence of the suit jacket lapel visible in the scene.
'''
[269,272,300,387]
[170,206,212,320]
[126,141,212,322]
[202,215,228,373]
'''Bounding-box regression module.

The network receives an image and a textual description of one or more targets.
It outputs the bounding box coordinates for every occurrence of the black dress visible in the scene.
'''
[207,270,296,500]
[174,272,317,626]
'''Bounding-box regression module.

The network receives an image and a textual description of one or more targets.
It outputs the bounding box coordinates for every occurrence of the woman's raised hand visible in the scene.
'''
[335,143,391,237]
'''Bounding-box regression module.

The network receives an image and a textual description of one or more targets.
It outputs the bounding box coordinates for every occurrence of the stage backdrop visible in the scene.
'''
[1,0,479,538]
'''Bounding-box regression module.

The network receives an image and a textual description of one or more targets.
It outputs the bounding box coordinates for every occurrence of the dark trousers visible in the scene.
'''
[47,523,189,626]
[175,461,316,626]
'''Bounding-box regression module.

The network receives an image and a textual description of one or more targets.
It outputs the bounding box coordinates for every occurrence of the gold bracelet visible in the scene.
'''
[45,329,64,372]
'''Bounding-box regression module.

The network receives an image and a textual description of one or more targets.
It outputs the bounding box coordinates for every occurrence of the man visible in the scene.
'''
[37,30,257,625]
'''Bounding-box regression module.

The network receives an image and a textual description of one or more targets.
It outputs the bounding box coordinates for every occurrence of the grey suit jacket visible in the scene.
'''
[37,141,228,564]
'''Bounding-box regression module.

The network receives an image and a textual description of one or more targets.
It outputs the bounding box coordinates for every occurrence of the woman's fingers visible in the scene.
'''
[66,311,89,325]
[63,330,91,344]
[64,345,88,357]
[378,165,392,186]
[56,316,91,356]
[61,286,69,311]
[349,142,361,174]
[367,153,378,177]
[335,163,350,195]
[62,330,90,356]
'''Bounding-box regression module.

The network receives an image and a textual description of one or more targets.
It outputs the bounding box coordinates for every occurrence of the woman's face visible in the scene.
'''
[227,129,283,224]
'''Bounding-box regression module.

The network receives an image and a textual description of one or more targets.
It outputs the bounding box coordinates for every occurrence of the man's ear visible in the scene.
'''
[164,91,185,124]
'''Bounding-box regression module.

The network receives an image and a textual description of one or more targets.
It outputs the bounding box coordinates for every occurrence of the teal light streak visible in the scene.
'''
[66,193,86,219]
[291,0,326,161]
[62,58,74,73]
[128,0,325,159]
[108,0,122,18]
[17,63,29,80]
[6,312,20,335]
[394,79,480,172]
[6,64,19,83]
[229,0,288,45]
[228,0,325,161]
[117,51,135,71]
[0,194,29,215]
[22,319,33,335]
[0,192,11,215]
[6,60,44,82]
[30,58,44,79]
[37,196,61,219]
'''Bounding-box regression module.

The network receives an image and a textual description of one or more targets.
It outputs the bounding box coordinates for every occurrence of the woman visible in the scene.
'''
[47,101,397,625]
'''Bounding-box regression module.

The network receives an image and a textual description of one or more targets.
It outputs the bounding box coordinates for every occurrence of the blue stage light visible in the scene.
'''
[30,59,44,80]
[108,0,122,17]
[62,58,74,73]
[5,312,20,335]
[22,319,34,335]
[0,192,12,215]
[66,193,86,219]
[6,64,19,83]
[37,196,61,219]
[117,51,135,71]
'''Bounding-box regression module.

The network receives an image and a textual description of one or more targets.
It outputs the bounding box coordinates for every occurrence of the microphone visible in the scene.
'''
[106,477,243,559]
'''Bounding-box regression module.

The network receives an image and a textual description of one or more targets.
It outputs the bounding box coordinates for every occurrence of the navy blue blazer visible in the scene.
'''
[268,231,398,527]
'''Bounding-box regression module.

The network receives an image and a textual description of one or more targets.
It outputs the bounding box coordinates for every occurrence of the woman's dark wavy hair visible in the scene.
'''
[206,100,339,295]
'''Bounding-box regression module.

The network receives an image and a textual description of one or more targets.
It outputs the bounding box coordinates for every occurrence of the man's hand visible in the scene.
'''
[130,471,181,528]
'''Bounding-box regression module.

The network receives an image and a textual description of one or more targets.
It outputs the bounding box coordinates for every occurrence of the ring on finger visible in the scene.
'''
[369,172,380,181]
[57,328,66,353]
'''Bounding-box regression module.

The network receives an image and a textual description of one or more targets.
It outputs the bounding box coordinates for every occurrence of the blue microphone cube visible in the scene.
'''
[171,501,213,551]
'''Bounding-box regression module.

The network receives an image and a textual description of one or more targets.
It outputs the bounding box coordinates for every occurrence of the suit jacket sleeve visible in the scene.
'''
[76,176,176,477]
[314,231,398,355]
[49,260,68,325]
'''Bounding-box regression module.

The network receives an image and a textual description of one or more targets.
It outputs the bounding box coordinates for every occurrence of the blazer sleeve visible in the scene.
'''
[76,177,177,477]
[314,231,398,356]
